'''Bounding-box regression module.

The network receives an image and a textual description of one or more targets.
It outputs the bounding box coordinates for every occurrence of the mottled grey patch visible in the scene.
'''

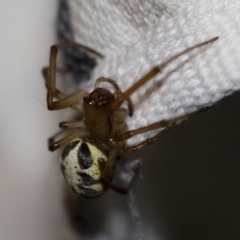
[62,140,80,160]
[77,143,93,169]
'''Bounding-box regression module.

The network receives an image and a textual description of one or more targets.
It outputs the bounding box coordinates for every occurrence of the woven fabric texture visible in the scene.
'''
[67,0,240,144]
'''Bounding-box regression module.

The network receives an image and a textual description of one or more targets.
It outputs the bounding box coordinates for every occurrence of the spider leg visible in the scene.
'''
[49,129,89,151]
[101,173,138,194]
[42,67,83,112]
[48,129,69,148]
[59,120,85,129]
[121,124,175,153]
[100,147,136,194]
[46,42,103,110]
[95,77,134,116]
[116,108,209,142]
[108,37,218,112]
[48,120,85,149]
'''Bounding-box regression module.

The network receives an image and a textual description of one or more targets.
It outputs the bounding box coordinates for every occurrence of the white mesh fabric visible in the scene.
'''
[68,0,240,145]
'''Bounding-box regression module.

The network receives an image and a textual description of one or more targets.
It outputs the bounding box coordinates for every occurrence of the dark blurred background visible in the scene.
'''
[133,91,240,240]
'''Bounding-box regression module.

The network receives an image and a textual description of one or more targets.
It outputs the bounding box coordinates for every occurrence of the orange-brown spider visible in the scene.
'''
[44,37,218,197]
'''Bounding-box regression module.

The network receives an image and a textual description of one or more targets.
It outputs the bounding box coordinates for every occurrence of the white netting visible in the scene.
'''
[67,0,240,145]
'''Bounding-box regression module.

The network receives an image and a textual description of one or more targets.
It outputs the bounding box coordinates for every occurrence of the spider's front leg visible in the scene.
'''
[42,67,83,112]
[47,44,89,110]
[108,37,218,113]
[46,43,103,111]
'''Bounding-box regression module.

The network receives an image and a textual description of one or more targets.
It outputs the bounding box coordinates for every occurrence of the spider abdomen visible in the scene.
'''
[61,138,108,197]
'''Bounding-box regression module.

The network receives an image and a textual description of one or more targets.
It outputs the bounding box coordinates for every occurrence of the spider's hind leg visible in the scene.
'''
[117,108,209,146]
[121,124,175,153]
[48,129,89,151]
[100,147,139,194]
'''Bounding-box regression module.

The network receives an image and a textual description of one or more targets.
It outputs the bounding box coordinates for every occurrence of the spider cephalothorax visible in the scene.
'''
[44,37,218,197]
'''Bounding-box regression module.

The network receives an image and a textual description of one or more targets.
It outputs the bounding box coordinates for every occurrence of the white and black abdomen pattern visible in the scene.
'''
[61,138,108,197]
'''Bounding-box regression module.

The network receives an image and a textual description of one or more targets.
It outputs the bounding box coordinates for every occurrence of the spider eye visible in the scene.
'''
[84,87,114,107]
[61,138,108,197]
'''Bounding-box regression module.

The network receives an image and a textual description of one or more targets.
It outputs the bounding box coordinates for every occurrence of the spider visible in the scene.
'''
[44,36,218,198]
